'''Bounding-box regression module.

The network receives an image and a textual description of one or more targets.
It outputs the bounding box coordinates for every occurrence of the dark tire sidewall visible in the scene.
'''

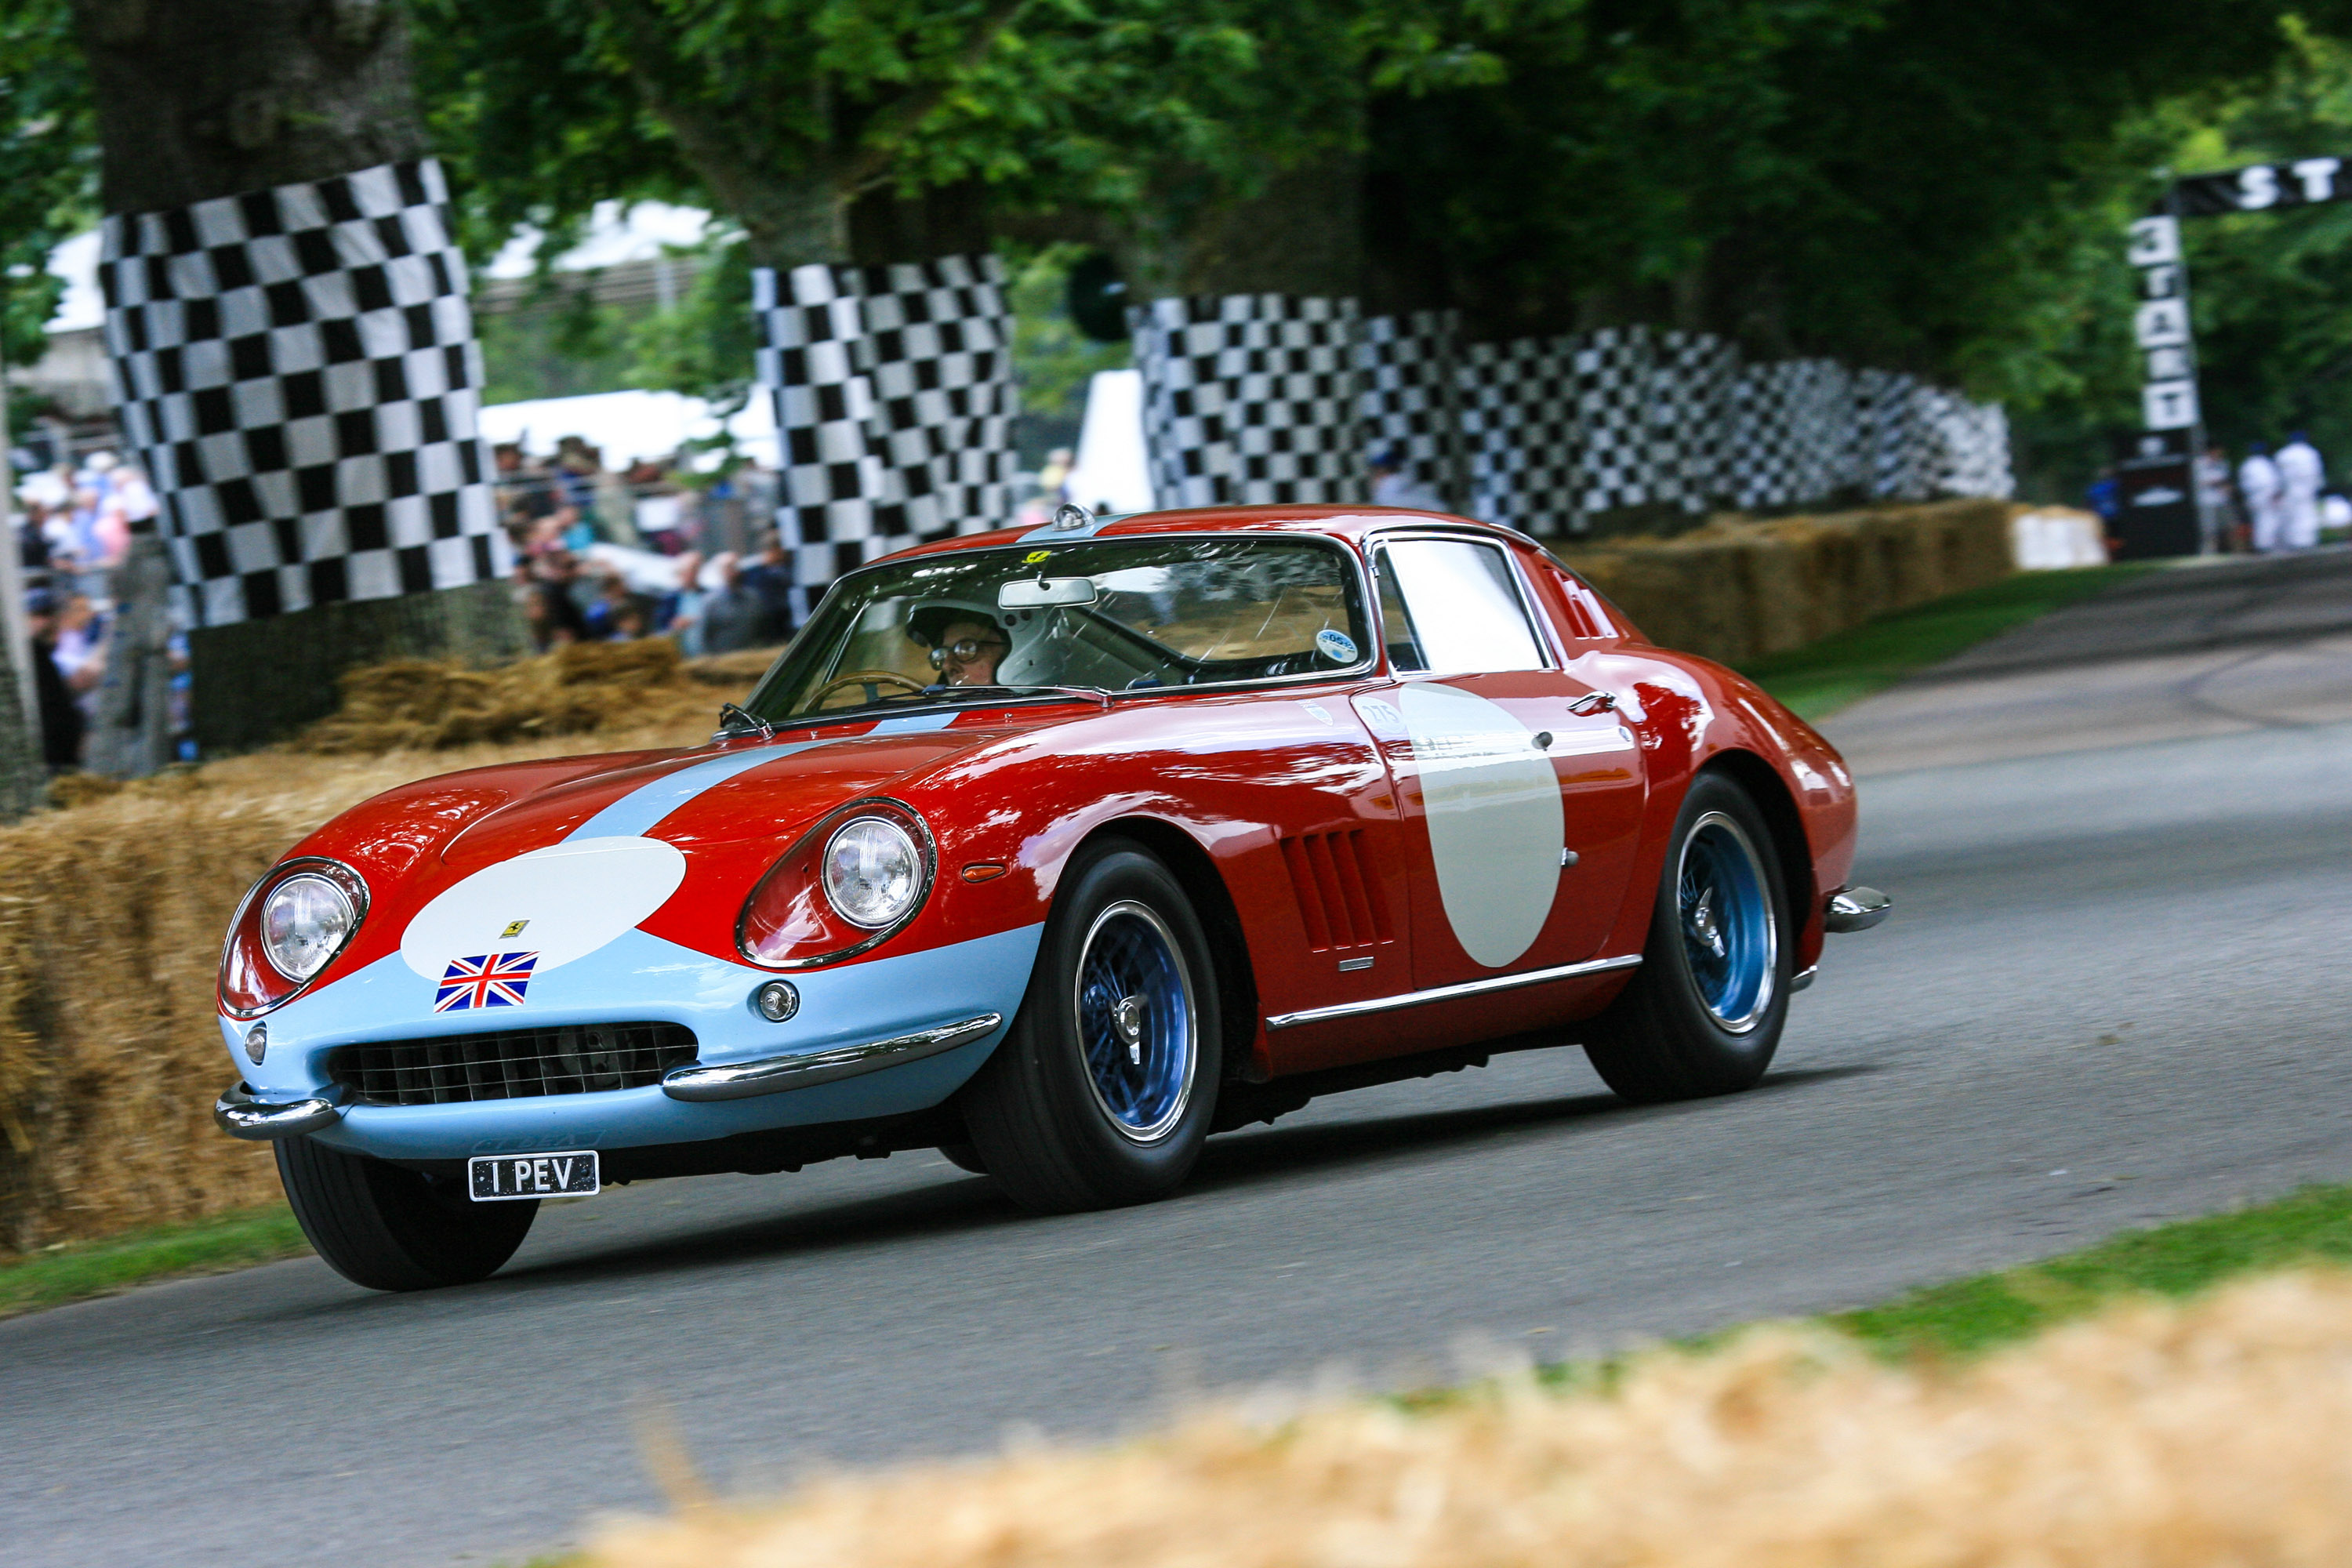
[1000,842,1223,1200]
[1646,772,1793,1076]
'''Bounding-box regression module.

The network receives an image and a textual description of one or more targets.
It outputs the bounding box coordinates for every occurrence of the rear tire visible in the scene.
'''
[961,841,1222,1213]
[1583,771,1791,1104]
[276,1136,536,1292]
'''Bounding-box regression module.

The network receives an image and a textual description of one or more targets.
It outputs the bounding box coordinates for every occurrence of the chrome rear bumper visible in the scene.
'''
[1824,886,1892,933]
[215,1082,343,1141]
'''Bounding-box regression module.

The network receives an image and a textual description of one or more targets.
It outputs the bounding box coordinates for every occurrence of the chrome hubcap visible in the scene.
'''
[1113,994,1145,1063]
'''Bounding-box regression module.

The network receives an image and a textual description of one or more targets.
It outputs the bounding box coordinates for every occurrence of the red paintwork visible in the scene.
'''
[249,507,1860,1084]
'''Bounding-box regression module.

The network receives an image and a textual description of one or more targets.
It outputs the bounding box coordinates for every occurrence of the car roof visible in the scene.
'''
[883,505,1541,562]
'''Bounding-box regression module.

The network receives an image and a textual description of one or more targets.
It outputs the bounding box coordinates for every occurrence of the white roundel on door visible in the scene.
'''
[400,835,688,979]
[1398,682,1563,968]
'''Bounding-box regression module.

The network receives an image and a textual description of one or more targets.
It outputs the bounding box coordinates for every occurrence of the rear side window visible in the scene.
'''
[1374,538,1548,674]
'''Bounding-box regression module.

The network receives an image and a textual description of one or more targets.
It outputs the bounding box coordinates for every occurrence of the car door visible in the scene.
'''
[1352,532,1648,996]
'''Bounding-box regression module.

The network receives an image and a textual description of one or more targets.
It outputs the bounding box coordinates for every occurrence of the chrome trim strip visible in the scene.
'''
[1824,886,1892,934]
[660,1013,1004,1102]
[214,1082,343,1141]
[1790,964,1817,993]
[1265,954,1642,1032]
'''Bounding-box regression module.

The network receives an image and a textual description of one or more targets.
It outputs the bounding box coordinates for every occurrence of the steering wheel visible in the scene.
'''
[808,670,931,708]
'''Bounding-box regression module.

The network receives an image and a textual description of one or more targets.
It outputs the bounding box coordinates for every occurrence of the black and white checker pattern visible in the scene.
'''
[1457,336,1580,535]
[753,256,1019,620]
[1648,331,1738,514]
[1359,310,1463,506]
[1133,294,1366,508]
[98,158,506,627]
[849,256,1020,539]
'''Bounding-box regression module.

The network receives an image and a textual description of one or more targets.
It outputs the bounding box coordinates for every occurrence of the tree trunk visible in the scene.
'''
[0,630,41,819]
[71,0,427,211]
[1123,151,1367,302]
[71,0,521,757]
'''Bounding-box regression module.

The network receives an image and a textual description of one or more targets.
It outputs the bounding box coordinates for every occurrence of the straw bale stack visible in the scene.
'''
[588,1268,2352,1568]
[1558,498,2018,663]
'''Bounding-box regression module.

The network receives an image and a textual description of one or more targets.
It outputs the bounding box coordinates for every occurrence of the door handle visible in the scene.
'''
[1567,691,1616,716]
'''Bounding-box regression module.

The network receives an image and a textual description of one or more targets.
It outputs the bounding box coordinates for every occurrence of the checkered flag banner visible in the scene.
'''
[753,255,1018,620]
[1457,336,1579,535]
[99,158,506,627]
[1360,311,1463,505]
[1133,294,1367,508]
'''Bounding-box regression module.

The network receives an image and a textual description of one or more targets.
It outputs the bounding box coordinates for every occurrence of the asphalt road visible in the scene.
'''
[8,549,2352,1568]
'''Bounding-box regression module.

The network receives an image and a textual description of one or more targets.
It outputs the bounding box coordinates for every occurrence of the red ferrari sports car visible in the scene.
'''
[214,503,1888,1290]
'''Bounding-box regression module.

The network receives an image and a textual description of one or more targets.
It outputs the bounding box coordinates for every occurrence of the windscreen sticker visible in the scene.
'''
[1316,628,1359,663]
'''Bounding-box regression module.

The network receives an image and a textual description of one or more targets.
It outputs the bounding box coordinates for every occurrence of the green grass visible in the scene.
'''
[0,1204,309,1319]
[1738,561,2161,720]
[1831,1182,2352,1361]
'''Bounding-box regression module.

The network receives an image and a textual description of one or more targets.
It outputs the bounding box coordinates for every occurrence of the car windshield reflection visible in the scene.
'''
[745,536,1371,724]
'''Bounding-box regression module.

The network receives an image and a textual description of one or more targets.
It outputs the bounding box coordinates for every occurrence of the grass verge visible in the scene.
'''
[1835,1181,2352,1360]
[0,1203,307,1319]
[1739,560,2160,720]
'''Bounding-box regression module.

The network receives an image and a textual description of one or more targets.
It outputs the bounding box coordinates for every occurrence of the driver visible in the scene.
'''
[907,603,1011,688]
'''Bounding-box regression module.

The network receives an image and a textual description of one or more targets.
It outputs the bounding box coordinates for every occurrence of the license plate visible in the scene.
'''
[469,1149,599,1202]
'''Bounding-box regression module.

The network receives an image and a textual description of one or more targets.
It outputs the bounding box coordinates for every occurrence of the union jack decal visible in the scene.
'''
[435,951,539,1012]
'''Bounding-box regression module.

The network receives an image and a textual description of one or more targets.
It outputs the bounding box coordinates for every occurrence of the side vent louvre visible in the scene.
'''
[1280,829,1392,951]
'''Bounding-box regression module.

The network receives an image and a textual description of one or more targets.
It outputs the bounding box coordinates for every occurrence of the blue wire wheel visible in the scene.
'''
[1675,811,1779,1033]
[1073,900,1199,1142]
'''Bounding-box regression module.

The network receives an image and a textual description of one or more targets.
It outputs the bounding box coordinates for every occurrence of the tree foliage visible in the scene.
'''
[0,0,92,368]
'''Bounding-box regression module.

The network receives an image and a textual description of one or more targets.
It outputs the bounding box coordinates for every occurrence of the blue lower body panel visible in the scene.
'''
[221,924,1043,1162]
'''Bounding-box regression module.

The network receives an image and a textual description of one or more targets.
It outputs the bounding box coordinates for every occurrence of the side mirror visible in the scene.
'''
[999,576,1098,610]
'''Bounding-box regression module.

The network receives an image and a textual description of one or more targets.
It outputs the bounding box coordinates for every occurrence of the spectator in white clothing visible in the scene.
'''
[2239,443,2286,552]
[2275,430,2325,550]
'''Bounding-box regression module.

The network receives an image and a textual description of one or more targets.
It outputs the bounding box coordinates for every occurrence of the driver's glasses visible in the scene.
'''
[929,637,1007,669]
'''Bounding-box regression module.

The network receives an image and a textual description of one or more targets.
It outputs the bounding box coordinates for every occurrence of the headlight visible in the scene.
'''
[260,873,357,982]
[221,857,370,1018]
[822,816,923,929]
[738,798,936,968]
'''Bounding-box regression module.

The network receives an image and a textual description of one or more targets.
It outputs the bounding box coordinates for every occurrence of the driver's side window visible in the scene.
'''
[1373,538,1549,675]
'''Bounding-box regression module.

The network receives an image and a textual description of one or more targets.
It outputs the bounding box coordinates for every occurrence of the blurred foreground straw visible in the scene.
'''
[588,1269,2352,1568]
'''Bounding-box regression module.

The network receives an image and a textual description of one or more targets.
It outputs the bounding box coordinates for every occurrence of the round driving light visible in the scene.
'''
[244,1023,267,1065]
[260,872,356,982]
[820,816,922,930]
[754,980,800,1022]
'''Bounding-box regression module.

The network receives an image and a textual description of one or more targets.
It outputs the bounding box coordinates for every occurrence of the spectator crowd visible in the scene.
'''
[494,438,796,655]
[10,448,191,775]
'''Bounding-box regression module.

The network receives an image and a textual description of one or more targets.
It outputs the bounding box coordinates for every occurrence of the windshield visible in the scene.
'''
[744,535,1371,722]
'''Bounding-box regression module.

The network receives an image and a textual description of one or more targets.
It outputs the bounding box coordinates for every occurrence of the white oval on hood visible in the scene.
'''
[400,835,688,978]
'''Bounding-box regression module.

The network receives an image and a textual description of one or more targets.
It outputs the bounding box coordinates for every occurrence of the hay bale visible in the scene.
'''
[583,1269,2352,1568]
[292,639,715,757]
[1557,499,2017,665]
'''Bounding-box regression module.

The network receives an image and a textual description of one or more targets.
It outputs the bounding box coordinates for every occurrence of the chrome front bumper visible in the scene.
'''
[1824,885,1892,933]
[215,1082,344,1141]
[213,1012,1007,1139]
[659,1014,1002,1102]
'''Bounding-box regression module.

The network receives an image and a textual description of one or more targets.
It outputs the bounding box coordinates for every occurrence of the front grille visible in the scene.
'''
[326,1022,699,1106]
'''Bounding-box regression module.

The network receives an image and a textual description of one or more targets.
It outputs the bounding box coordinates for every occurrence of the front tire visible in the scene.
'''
[276,1136,536,1292]
[1583,771,1792,1104]
[961,841,1222,1213]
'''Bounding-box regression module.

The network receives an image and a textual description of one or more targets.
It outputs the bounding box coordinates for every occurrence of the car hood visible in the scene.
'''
[438,720,1007,873]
